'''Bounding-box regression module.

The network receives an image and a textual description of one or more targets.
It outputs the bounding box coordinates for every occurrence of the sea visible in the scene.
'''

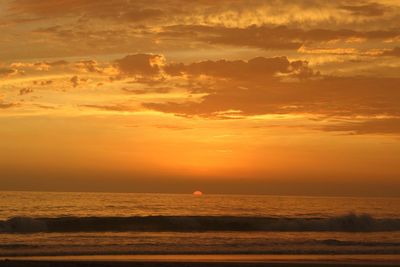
[0,191,399,259]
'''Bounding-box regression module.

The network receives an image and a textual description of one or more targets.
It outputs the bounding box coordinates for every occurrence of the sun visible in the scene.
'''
[193,190,203,196]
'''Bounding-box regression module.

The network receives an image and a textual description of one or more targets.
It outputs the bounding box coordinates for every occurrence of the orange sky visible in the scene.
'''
[0,0,400,196]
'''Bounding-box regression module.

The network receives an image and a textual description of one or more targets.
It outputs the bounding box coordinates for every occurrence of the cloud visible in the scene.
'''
[160,24,400,51]
[75,60,102,73]
[152,124,193,130]
[164,56,317,80]
[70,76,80,87]
[33,80,53,86]
[6,0,400,61]
[160,25,302,50]
[143,57,400,118]
[34,104,56,110]
[122,87,171,94]
[19,88,34,95]
[9,0,400,27]
[9,60,69,73]
[0,68,18,77]
[381,46,400,57]
[339,3,388,16]
[0,102,17,109]
[322,118,400,135]
[80,104,136,112]
[115,54,164,76]
[10,0,164,22]
[47,60,68,66]
[33,60,69,70]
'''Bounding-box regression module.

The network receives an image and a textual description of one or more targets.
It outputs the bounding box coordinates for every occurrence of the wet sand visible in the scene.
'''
[0,261,398,267]
[1,255,399,267]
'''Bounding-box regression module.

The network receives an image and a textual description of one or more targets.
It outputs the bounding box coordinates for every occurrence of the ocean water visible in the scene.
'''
[0,191,399,257]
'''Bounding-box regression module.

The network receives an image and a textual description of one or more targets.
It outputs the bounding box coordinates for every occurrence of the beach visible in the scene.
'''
[0,255,400,267]
[1,261,398,267]
[1,254,400,266]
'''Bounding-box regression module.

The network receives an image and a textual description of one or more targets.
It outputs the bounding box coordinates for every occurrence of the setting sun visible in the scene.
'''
[193,191,203,196]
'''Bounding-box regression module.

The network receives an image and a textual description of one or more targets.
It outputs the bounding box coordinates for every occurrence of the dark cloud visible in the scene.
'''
[10,0,399,26]
[70,76,80,87]
[122,87,170,94]
[80,104,136,112]
[0,68,18,77]
[8,60,68,73]
[339,3,387,17]
[47,60,69,66]
[75,60,102,73]
[144,56,400,118]
[10,0,164,22]
[19,88,34,95]
[34,104,56,110]
[8,0,400,61]
[34,60,69,68]
[115,54,163,76]
[152,124,193,130]
[22,60,68,72]
[381,46,400,57]
[160,25,302,50]
[165,56,316,80]
[0,102,17,109]
[322,118,400,135]
[33,80,53,86]
[160,24,400,50]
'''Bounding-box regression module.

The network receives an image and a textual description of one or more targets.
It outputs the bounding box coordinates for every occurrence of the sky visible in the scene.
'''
[0,0,400,196]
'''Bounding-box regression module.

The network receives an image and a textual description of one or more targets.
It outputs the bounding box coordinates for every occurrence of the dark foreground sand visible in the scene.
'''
[1,255,400,267]
[0,261,399,267]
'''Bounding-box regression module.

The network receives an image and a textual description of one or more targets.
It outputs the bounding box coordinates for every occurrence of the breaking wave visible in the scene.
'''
[1,213,400,233]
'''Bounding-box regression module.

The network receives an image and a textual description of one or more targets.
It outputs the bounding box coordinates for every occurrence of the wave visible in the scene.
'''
[1,213,400,233]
